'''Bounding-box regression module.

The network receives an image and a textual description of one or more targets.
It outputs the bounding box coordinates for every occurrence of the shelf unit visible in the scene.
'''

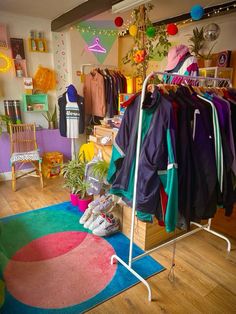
[199,67,233,87]
[22,94,48,112]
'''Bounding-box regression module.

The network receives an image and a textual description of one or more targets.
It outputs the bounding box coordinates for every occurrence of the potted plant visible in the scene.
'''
[90,159,110,186]
[61,158,85,205]
[0,115,12,136]
[200,42,217,67]
[42,105,57,129]
[188,27,205,58]
[76,178,92,212]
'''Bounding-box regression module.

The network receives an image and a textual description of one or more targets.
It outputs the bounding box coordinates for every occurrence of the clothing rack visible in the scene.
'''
[110,71,232,302]
[80,63,118,75]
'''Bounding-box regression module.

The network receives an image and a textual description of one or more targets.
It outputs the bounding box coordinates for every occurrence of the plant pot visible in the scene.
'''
[70,193,78,206]
[204,59,212,67]
[48,121,56,129]
[77,196,92,212]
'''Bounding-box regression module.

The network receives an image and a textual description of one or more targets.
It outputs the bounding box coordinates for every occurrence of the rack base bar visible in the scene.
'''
[111,254,152,301]
[191,221,231,252]
[131,223,207,263]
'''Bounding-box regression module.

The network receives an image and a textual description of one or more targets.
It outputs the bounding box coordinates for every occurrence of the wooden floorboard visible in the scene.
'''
[0,176,235,313]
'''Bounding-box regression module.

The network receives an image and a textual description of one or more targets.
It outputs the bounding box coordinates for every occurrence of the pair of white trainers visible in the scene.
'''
[79,194,120,236]
[79,195,113,226]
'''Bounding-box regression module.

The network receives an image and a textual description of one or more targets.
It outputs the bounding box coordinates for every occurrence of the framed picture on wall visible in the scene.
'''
[10,38,25,60]
[0,23,9,49]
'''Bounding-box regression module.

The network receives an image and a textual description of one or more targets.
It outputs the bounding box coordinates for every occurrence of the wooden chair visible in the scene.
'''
[9,123,44,191]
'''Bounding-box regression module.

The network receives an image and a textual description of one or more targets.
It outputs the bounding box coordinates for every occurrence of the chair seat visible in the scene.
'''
[10,150,41,164]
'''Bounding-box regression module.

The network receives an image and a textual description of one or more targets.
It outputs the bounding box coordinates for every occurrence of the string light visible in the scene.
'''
[177,1,236,28]
[76,24,118,36]
[75,1,236,37]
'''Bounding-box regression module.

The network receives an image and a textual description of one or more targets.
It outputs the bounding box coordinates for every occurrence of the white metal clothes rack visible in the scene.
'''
[110,71,232,302]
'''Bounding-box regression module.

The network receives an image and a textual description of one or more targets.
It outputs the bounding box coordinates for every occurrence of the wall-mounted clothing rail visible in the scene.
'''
[110,71,232,302]
[80,63,118,75]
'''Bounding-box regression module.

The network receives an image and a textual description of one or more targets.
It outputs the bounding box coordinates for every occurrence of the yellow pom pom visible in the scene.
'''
[129,25,138,37]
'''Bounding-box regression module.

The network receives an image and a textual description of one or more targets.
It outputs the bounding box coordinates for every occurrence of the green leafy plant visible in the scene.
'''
[76,178,90,199]
[200,42,217,60]
[188,27,205,57]
[123,4,171,80]
[61,156,86,194]
[90,160,109,182]
[0,115,13,136]
[42,105,57,123]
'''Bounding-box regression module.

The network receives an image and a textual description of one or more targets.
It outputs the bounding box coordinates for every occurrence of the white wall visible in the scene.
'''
[0,11,56,128]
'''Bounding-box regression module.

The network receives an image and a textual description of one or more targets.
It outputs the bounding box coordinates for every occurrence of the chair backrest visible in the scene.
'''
[9,123,38,154]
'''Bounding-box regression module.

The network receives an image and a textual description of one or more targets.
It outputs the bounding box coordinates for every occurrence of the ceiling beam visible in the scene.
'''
[51,0,122,32]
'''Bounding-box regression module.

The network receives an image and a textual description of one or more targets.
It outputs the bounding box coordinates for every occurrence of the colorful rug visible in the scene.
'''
[0,202,164,314]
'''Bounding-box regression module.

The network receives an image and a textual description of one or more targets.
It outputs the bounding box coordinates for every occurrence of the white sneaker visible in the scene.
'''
[92,197,113,214]
[89,213,113,231]
[84,213,99,229]
[92,216,120,237]
[88,195,106,209]
[79,206,93,225]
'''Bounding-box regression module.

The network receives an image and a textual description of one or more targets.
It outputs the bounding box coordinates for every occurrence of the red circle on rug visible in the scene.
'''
[12,231,87,262]
[4,231,117,308]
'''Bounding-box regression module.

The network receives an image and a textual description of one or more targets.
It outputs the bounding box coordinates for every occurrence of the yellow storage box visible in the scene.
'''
[42,152,63,178]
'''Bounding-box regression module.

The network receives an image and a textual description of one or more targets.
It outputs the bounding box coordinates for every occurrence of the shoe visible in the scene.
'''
[89,213,113,231]
[88,195,106,209]
[92,216,120,237]
[79,206,93,225]
[84,212,99,229]
[92,197,113,214]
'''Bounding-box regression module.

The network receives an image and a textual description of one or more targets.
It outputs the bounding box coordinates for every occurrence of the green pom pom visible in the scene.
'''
[146,26,156,38]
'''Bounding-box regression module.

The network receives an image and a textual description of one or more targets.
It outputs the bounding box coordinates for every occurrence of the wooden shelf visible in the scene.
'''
[28,38,48,53]
[22,94,48,112]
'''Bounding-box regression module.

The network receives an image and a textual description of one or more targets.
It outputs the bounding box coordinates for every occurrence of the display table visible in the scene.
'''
[0,128,71,175]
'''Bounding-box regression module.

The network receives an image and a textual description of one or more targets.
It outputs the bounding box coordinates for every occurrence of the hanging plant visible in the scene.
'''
[122,4,171,80]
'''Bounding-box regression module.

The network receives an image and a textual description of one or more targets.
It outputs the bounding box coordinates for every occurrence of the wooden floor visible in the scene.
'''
[0,176,236,313]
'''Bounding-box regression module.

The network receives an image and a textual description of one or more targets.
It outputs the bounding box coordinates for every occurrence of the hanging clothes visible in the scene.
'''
[107,84,236,233]
[107,88,178,233]
[83,68,127,118]
[84,70,106,117]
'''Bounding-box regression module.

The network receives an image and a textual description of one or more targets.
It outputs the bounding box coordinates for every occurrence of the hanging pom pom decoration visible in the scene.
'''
[129,25,138,37]
[190,4,204,21]
[146,26,156,38]
[114,17,123,27]
[166,24,178,36]
[133,50,146,63]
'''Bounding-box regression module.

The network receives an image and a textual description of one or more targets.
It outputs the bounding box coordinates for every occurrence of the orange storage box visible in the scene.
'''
[42,151,63,178]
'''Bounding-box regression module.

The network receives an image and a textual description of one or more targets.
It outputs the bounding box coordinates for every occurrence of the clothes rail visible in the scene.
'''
[80,63,118,75]
[110,71,232,302]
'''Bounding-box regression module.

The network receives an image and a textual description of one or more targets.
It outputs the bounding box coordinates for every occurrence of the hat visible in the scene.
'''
[165,45,189,71]
[67,84,78,102]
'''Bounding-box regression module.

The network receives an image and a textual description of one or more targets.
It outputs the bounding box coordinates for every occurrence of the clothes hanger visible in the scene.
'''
[88,38,106,54]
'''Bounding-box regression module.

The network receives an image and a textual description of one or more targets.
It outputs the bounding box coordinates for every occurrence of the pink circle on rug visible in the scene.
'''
[12,231,87,262]
[4,232,117,308]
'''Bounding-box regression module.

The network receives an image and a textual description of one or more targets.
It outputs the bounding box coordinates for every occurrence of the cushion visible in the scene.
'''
[10,150,41,164]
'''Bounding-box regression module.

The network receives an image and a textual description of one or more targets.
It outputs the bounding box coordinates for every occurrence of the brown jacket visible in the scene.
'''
[84,70,106,117]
